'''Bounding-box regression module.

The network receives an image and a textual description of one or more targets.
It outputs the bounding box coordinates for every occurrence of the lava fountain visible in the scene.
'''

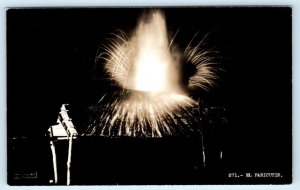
[131,11,180,92]
[103,11,181,93]
[84,10,217,137]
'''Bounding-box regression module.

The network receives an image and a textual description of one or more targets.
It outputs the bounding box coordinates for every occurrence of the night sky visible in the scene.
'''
[7,7,292,184]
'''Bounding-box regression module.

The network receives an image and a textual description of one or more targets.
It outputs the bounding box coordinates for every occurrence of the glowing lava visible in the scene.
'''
[103,11,180,93]
[85,90,198,137]
[132,11,178,92]
[86,10,217,137]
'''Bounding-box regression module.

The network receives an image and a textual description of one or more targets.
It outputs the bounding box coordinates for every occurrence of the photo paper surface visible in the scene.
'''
[7,7,292,185]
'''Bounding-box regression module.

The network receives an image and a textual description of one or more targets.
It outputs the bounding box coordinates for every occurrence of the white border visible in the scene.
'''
[0,0,298,190]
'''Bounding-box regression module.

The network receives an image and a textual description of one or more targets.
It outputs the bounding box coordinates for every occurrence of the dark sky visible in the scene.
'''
[7,7,292,182]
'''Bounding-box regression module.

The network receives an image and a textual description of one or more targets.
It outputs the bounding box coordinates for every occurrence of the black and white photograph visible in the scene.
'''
[7,7,292,185]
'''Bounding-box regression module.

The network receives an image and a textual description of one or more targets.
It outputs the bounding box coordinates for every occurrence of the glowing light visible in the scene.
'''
[132,11,177,92]
[88,10,218,137]
[85,90,198,137]
[134,56,168,92]
[184,38,218,91]
[102,11,180,93]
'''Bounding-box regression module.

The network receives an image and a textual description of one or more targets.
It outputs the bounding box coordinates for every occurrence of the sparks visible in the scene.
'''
[86,10,218,137]
[101,11,180,93]
[184,33,219,91]
[85,90,198,137]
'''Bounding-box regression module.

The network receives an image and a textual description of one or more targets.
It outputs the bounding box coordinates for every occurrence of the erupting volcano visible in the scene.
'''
[84,10,218,137]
